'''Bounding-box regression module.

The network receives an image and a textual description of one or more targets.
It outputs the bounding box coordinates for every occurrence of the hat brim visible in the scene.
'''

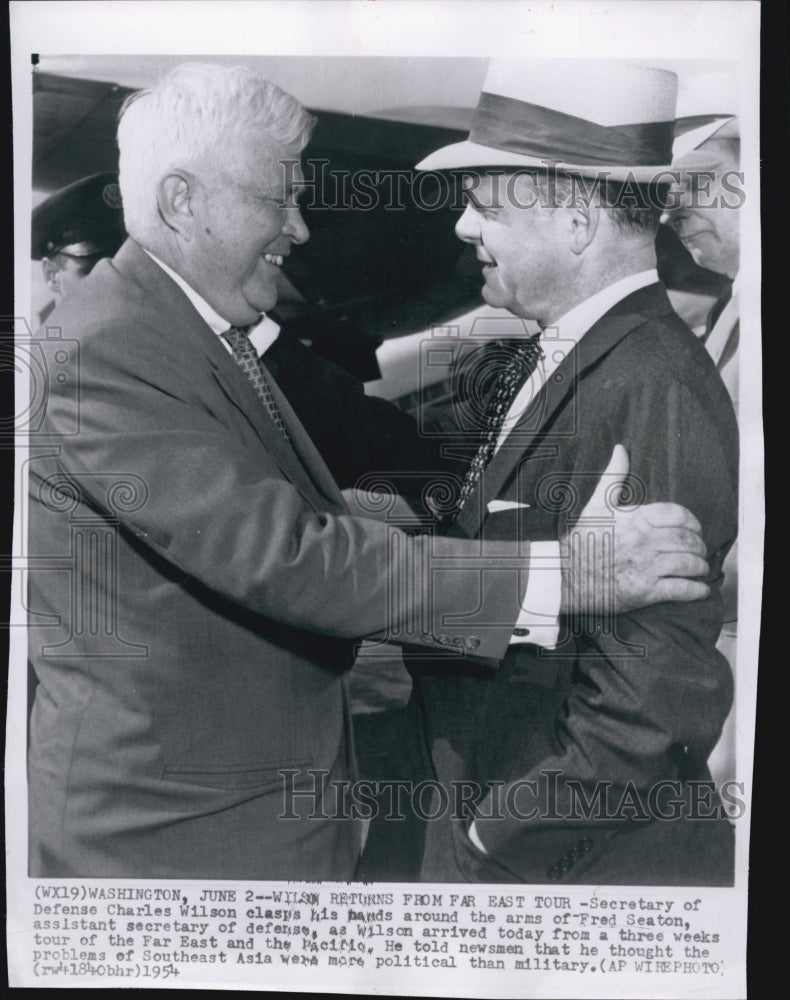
[416,140,676,183]
[33,239,116,262]
[671,116,738,166]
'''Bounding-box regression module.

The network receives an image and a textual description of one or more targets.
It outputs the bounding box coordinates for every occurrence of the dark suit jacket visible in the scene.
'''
[265,331,458,494]
[393,282,738,885]
[26,238,529,879]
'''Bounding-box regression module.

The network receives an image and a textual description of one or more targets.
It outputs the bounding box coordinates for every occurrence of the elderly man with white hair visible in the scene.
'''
[26,62,712,879]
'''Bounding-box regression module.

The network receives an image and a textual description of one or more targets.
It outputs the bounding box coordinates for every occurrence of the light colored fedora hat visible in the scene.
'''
[417,59,683,182]
[671,71,738,167]
[670,117,738,170]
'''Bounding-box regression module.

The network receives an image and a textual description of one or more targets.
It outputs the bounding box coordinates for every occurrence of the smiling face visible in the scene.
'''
[661,138,740,279]
[454,172,574,326]
[187,133,309,326]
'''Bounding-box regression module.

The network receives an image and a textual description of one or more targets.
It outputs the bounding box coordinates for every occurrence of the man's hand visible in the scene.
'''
[560,445,710,616]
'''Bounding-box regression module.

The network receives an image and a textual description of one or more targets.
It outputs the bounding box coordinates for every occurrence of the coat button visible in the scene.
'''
[547,866,561,881]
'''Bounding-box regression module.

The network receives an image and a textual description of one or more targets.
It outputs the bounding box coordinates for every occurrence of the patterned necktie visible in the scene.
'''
[222,326,290,442]
[447,332,543,526]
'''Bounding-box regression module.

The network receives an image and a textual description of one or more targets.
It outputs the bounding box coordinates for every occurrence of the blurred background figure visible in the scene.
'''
[28,171,126,716]
[31,171,126,320]
[661,80,742,788]
[662,116,740,410]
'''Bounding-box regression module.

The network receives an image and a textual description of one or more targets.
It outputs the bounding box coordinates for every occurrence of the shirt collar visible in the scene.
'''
[545,269,659,344]
[143,248,280,355]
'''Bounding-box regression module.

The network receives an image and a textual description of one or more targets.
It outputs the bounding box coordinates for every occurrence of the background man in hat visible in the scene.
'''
[27,171,127,712]
[361,60,738,885]
[26,63,708,880]
[662,116,740,411]
[32,171,126,312]
[661,112,742,784]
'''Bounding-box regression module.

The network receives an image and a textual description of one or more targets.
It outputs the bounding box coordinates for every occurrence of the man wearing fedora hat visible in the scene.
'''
[363,60,739,885]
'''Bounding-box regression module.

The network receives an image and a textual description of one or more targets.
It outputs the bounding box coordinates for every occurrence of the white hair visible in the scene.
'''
[117,63,315,245]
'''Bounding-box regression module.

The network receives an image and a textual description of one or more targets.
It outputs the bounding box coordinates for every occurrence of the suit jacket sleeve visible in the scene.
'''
[42,318,526,663]
[472,354,738,876]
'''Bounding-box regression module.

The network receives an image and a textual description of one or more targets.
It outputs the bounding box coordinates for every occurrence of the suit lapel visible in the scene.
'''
[215,359,345,509]
[454,283,672,537]
[112,239,345,513]
[705,292,739,369]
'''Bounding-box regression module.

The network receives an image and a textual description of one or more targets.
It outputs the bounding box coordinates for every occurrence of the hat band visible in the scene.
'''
[469,92,674,168]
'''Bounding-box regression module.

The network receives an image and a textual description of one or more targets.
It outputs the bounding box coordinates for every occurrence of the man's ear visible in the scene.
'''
[157,171,197,240]
[42,258,60,294]
[569,203,600,255]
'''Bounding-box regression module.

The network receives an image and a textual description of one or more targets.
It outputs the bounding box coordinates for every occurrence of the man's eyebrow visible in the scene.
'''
[258,186,303,206]
[280,184,305,208]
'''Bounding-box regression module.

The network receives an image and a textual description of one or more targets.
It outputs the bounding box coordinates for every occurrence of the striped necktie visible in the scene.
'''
[447,332,543,526]
[222,326,290,442]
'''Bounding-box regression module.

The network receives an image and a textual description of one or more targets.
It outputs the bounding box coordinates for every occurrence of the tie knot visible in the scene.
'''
[492,333,543,392]
[222,325,251,351]
[512,331,543,368]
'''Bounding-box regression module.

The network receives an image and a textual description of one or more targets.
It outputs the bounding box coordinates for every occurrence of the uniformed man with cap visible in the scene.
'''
[32,171,126,307]
[28,171,126,714]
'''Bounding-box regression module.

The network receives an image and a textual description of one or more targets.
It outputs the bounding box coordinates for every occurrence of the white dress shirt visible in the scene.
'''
[144,249,281,356]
